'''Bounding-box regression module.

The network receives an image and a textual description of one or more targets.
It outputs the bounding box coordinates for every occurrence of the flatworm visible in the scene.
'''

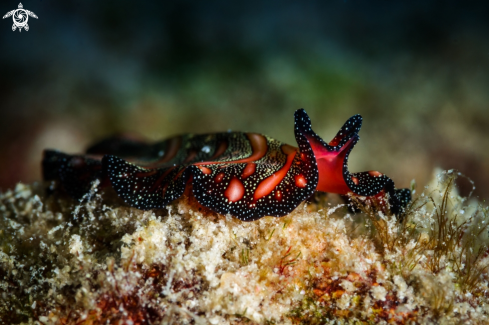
[42,109,411,221]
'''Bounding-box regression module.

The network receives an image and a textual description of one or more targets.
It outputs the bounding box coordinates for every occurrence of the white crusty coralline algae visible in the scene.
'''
[0,169,489,324]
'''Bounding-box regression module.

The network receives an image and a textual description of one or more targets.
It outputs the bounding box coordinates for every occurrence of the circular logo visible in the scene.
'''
[3,3,38,32]
[13,9,28,28]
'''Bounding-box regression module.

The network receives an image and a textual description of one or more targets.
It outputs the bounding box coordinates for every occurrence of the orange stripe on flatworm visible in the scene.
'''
[215,172,225,183]
[154,136,182,165]
[224,177,245,202]
[241,162,256,179]
[194,133,267,166]
[281,144,298,155]
[183,150,198,164]
[295,174,307,188]
[161,183,169,198]
[211,140,228,160]
[149,167,176,192]
[242,133,268,163]
[189,140,228,166]
[198,166,212,174]
[368,171,383,177]
[173,167,189,180]
[351,176,359,185]
[253,151,296,201]
[161,136,182,163]
[141,136,182,169]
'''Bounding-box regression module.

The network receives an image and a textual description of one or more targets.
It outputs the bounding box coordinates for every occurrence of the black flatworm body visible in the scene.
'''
[43,109,411,221]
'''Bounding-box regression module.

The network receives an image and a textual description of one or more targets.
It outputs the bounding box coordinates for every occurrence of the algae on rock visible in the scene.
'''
[1,170,489,324]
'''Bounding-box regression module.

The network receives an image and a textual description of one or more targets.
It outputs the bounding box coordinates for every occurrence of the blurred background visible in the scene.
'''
[0,0,488,198]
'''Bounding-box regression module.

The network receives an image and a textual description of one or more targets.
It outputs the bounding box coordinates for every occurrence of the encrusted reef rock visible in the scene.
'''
[1,170,489,324]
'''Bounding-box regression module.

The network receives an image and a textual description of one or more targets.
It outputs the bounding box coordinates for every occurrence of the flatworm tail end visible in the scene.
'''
[86,134,151,158]
[42,149,104,199]
[43,149,65,181]
[103,155,189,210]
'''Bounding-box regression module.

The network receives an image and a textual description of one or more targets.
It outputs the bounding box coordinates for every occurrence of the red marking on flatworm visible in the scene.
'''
[173,167,188,180]
[295,174,307,188]
[241,163,256,179]
[275,190,283,201]
[368,171,383,177]
[374,190,386,199]
[161,137,182,162]
[161,183,169,198]
[253,151,296,201]
[281,144,298,155]
[300,153,306,161]
[224,177,245,202]
[215,172,225,183]
[157,137,182,164]
[198,166,212,174]
[150,167,176,192]
[183,150,198,163]
[211,140,228,159]
[351,176,359,185]
[139,136,182,169]
[308,134,356,195]
[230,133,268,164]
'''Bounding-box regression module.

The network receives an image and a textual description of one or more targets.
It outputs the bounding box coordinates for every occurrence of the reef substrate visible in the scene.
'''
[1,170,488,324]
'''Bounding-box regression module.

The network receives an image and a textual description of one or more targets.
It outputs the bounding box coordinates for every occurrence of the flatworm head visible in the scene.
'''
[295,109,410,214]
[43,109,410,220]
